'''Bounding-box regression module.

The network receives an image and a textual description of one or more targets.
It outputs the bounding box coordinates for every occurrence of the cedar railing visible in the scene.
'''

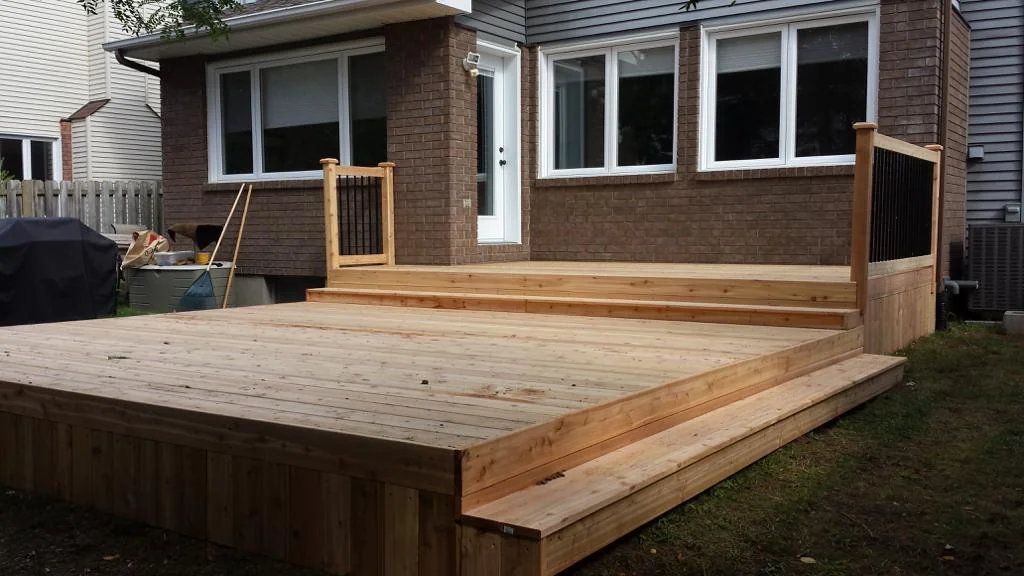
[851,122,943,353]
[320,159,395,269]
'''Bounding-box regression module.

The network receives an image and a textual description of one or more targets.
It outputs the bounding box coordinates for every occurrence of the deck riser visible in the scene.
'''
[0,412,458,576]
[307,289,858,330]
[459,364,903,576]
[459,327,864,510]
[328,270,857,309]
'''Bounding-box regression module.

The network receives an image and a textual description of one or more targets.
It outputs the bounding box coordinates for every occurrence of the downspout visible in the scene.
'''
[115,49,162,78]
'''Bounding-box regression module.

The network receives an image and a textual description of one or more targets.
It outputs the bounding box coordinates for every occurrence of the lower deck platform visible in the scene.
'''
[0,299,903,575]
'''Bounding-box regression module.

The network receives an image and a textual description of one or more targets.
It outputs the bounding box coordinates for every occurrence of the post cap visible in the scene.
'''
[320,158,339,166]
[924,144,944,152]
[853,122,879,130]
[377,162,396,168]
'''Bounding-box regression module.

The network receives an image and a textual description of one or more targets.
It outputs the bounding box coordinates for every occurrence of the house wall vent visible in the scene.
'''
[968,224,1024,312]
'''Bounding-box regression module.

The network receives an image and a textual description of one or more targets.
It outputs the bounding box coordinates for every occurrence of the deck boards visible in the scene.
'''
[0,302,839,451]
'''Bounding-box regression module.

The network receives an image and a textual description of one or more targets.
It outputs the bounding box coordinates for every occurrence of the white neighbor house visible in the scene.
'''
[0,0,161,181]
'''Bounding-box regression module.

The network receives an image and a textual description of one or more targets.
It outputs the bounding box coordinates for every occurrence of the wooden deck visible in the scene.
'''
[0,302,844,452]
[0,269,910,575]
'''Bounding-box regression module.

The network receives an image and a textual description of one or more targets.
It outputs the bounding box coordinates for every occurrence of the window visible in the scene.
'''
[207,41,387,182]
[0,136,56,181]
[702,13,877,170]
[541,34,678,177]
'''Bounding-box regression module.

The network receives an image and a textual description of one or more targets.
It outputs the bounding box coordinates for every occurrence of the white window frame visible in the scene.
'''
[0,134,61,181]
[699,9,879,172]
[538,31,680,179]
[206,38,384,183]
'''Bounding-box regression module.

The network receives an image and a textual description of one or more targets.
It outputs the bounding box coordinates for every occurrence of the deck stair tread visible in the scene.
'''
[461,354,905,540]
[326,264,858,309]
[308,287,861,329]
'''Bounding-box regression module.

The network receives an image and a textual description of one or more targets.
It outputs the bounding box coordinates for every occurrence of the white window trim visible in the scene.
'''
[206,38,384,183]
[538,31,680,179]
[699,9,879,172]
[0,134,61,181]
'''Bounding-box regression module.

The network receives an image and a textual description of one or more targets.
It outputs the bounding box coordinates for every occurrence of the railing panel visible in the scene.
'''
[851,123,942,353]
[321,159,395,270]
[869,148,935,263]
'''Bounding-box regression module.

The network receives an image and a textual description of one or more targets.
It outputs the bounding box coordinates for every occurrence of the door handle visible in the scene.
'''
[499,159,507,167]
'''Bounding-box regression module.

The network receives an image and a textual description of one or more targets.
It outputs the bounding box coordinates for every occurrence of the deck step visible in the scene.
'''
[307,287,862,329]
[460,353,905,575]
[326,266,858,309]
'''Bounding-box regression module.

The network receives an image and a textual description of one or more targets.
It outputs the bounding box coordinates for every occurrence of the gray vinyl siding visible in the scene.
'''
[457,0,526,44]
[526,0,876,45]
[960,0,1024,224]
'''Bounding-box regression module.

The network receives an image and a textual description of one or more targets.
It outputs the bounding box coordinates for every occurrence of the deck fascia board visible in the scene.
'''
[0,381,458,494]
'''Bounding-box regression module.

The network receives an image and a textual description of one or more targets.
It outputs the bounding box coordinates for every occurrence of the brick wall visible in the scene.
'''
[528,25,855,265]
[161,56,328,278]
[386,18,464,264]
[387,18,529,265]
[157,4,968,275]
[878,0,944,146]
[944,10,970,278]
[59,120,73,181]
[528,0,968,268]
[161,20,492,275]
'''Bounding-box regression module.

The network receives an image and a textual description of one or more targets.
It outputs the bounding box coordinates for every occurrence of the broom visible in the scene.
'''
[176,184,246,312]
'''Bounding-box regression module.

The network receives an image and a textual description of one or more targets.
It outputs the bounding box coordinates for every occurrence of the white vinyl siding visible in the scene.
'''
[0,0,89,140]
[0,0,161,181]
[960,0,1024,223]
[88,8,108,101]
[83,101,163,180]
[527,0,879,45]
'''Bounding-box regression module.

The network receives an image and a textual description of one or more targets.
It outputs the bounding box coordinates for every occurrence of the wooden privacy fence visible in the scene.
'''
[1,180,164,233]
[320,159,395,269]
[851,122,943,353]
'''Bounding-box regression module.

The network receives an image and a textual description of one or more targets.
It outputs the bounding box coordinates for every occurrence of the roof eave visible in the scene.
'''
[105,0,471,61]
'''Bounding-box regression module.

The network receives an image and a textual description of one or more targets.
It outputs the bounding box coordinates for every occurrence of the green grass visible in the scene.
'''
[568,324,1024,576]
[115,305,150,317]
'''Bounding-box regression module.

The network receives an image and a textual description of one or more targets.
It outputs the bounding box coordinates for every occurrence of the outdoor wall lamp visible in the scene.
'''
[464,52,480,77]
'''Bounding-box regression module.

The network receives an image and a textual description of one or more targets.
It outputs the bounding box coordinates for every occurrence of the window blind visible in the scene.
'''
[717,32,782,74]
[261,59,339,129]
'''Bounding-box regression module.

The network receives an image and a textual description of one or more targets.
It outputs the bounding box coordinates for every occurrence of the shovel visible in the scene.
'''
[176,184,246,312]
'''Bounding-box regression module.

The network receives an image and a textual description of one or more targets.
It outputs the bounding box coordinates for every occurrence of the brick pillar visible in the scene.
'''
[877,0,943,145]
[385,17,476,264]
[878,0,968,278]
[59,119,73,181]
[160,56,208,237]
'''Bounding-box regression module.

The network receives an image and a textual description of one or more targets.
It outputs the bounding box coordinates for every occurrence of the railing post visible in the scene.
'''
[321,158,340,273]
[851,122,878,316]
[378,161,396,265]
[925,144,944,295]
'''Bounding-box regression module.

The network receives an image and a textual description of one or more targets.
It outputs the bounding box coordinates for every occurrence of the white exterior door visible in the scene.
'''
[476,45,521,243]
